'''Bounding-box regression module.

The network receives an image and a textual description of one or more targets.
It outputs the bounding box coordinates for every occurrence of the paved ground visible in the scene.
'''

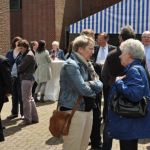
[0,99,150,150]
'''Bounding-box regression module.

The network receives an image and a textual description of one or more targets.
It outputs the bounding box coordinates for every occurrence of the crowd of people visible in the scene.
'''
[0,25,150,150]
[59,26,150,150]
[0,38,65,141]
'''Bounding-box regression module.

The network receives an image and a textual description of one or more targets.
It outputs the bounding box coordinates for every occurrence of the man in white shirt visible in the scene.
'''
[96,36,108,65]
[93,33,116,79]
[142,31,150,75]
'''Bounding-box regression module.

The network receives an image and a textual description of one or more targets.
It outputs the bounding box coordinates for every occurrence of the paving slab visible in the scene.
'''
[0,99,149,150]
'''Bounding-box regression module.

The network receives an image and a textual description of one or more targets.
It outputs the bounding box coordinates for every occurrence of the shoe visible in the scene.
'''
[21,116,24,120]
[90,145,102,150]
[40,100,45,103]
[19,120,31,126]
[0,137,4,142]
[40,94,45,102]
[34,94,40,103]
[90,148,102,150]
[6,114,18,120]
[32,120,39,124]
[0,132,4,142]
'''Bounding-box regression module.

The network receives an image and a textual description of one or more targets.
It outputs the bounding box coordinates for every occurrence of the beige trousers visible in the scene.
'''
[63,110,93,150]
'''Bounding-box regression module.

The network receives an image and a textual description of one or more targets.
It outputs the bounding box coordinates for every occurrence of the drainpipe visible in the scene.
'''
[80,0,83,19]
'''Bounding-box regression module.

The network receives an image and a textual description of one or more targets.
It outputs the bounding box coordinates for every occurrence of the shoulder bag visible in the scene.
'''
[111,94,148,118]
[49,96,82,138]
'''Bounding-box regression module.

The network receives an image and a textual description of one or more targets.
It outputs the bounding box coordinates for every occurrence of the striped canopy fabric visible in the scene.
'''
[69,0,150,34]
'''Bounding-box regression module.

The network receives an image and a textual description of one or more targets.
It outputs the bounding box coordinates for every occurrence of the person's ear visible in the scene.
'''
[78,47,83,54]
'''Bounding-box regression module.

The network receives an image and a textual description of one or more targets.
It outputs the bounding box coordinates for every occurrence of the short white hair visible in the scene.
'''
[52,41,59,46]
[142,30,150,36]
[120,39,145,60]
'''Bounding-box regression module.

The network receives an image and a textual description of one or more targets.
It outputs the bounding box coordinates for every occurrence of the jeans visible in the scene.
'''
[21,80,39,122]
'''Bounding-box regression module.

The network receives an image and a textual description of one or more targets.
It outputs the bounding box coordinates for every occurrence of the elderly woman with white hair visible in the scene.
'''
[105,39,150,150]
[49,41,65,60]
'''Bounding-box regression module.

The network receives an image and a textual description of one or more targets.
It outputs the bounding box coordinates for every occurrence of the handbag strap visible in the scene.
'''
[56,96,82,116]
[70,96,82,117]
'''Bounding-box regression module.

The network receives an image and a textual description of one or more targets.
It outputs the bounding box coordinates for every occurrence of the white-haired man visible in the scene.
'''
[49,41,65,60]
[141,31,150,78]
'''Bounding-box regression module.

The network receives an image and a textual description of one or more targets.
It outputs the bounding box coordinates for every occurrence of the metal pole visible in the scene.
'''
[80,0,83,19]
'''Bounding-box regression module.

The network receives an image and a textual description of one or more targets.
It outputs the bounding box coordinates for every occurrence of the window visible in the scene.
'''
[10,0,22,10]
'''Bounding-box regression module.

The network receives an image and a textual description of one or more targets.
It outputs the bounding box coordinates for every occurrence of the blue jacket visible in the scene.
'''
[49,49,65,60]
[6,50,15,68]
[106,60,150,140]
[59,52,103,111]
[57,49,65,60]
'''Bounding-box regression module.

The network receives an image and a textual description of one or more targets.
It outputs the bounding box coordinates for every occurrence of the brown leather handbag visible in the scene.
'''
[49,96,82,138]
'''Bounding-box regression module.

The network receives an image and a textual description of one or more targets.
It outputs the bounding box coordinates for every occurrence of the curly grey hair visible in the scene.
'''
[119,39,145,60]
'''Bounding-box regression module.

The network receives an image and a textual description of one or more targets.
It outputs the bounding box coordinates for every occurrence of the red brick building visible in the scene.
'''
[0,0,121,54]
[0,0,10,54]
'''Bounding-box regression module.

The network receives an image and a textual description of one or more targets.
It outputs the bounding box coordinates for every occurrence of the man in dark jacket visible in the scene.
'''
[0,55,12,141]
[101,25,135,150]
[91,33,116,150]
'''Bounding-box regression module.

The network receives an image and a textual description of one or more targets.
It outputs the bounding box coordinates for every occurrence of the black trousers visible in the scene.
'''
[102,125,113,150]
[102,86,110,121]
[90,93,102,148]
[0,102,3,112]
[11,78,23,116]
[32,81,37,95]
[120,139,138,150]
[102,85,113,150]
[102,127,138,150]
[0,102,4,141]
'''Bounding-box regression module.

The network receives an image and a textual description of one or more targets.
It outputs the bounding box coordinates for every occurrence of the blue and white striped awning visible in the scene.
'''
[69,0,150,34]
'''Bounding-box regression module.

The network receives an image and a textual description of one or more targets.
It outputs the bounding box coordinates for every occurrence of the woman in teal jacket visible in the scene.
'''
[106,39,150,150]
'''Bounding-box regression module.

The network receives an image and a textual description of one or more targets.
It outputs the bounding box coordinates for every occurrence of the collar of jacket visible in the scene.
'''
[73,51,89,68]
[124,59,142,73]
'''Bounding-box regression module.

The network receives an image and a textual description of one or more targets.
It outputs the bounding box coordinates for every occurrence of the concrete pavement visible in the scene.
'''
[0,100,150,150]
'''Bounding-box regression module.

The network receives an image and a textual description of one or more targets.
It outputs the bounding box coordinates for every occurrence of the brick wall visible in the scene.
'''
[55,0,65,43]
[9,0,121,51]
[0,0,10,55]
[22,0,55,49]
[10,10,22,40]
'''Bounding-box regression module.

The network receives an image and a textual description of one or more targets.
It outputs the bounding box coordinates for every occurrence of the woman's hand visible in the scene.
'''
[116,75,126,81]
